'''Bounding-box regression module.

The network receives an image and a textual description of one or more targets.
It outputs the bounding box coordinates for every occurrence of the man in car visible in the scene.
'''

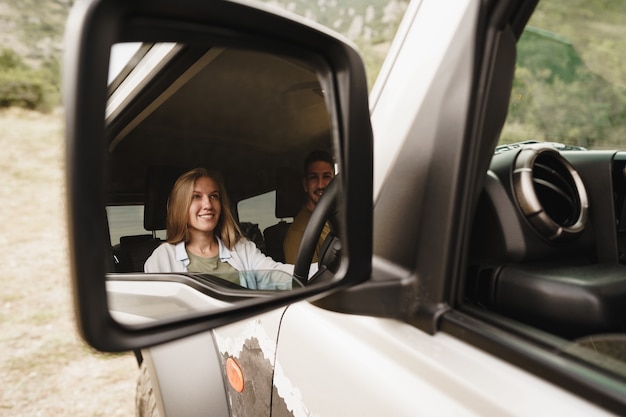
[283,150,335,264]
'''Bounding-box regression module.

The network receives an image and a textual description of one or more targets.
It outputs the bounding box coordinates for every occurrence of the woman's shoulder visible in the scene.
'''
[151,241,177,254]
[144,241,185,273]
[146,241,183,262]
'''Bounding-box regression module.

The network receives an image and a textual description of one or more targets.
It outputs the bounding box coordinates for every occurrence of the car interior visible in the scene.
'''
[459,19,626,374]
[465,145,626,336]
[105,44,334,275]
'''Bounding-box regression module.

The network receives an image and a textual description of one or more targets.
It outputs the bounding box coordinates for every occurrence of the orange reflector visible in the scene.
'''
[226,357,244,393]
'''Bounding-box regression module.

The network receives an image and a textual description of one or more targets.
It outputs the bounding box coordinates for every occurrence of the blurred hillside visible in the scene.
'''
[0,0,72,65]
[0,0,72,110]
[265,0,408,88]
[502,0,626,148]
[0,0,405,109]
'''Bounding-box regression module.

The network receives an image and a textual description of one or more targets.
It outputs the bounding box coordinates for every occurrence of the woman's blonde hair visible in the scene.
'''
[166,168,242,249]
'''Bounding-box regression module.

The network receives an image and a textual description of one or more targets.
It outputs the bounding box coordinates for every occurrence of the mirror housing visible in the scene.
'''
[64,0,372,351]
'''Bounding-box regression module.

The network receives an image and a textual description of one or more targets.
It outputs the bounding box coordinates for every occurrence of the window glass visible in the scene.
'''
[501,1,626,150]
[108,42,142,84]
[484,0,626,385]
[106,205,166,246]
[238,191,290,234]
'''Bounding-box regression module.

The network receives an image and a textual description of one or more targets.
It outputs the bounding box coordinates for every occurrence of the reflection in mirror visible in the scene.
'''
[104,43,339,325]
[107,270,304,326]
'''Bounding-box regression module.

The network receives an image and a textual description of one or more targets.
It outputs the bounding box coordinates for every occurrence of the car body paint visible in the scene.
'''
[274,302,615,417]
[370,0,476,200]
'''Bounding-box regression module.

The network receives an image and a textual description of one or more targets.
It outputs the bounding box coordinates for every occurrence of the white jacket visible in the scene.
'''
[144,238,316,290]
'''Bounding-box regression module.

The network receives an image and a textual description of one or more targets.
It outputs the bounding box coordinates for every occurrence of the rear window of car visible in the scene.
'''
[107,205,166,246]
[238,191,292,234]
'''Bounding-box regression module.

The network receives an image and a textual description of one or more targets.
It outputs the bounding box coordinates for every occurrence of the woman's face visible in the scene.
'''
[187,176,221,235]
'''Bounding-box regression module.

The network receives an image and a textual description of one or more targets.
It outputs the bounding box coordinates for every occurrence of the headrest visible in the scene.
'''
[144,165,184,231]
[275,166,304,219]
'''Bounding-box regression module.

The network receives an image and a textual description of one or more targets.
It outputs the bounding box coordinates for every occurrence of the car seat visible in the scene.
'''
[112,165,183,272]
[263,167,303,263]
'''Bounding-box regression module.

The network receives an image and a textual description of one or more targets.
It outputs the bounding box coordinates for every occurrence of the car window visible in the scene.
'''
[238,191,289,233]
[501,1,626,150]
[466,0,626,391]
[108,42,142,84]
[107,205,166,246]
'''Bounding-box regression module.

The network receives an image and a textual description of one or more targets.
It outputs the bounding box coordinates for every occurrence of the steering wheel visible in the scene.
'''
[293,176,340,285]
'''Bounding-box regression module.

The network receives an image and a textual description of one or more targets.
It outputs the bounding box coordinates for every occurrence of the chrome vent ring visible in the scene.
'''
[512,146,588,241]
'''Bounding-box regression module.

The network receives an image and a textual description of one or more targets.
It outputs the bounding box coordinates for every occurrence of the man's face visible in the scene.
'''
[303,160,334,210]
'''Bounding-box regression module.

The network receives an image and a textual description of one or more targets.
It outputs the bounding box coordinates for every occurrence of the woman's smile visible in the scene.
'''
[188,177,221,233]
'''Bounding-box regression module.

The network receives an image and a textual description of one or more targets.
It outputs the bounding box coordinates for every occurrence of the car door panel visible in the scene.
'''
[274,303,614,417]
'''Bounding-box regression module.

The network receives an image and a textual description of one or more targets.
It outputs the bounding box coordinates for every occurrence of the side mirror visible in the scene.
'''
[64,0,373,351]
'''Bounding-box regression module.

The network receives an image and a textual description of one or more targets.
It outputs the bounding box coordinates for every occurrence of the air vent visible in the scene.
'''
[512,146,588,241]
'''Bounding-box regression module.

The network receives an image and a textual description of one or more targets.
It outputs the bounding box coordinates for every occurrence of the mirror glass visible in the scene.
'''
[104,43,339,325]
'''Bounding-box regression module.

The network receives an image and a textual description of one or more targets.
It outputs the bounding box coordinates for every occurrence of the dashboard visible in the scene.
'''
[466,143,626,339]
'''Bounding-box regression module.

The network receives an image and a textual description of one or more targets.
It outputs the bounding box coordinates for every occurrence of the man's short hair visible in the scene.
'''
[304,150,334,175]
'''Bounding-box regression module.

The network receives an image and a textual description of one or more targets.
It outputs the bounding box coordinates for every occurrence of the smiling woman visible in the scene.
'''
[142,167,300,290]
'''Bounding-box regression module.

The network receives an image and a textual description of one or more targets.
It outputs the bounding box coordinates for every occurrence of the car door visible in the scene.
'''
[273,0,626,415]
[274,303,612,417]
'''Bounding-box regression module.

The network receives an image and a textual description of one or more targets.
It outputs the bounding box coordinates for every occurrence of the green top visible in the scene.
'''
[186,251,240,285]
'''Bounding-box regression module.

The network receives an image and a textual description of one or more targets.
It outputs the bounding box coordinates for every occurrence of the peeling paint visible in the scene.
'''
[214,319,277,360]
[273,361,320,417]
[221,337,274,416]
[213,317,318,417]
